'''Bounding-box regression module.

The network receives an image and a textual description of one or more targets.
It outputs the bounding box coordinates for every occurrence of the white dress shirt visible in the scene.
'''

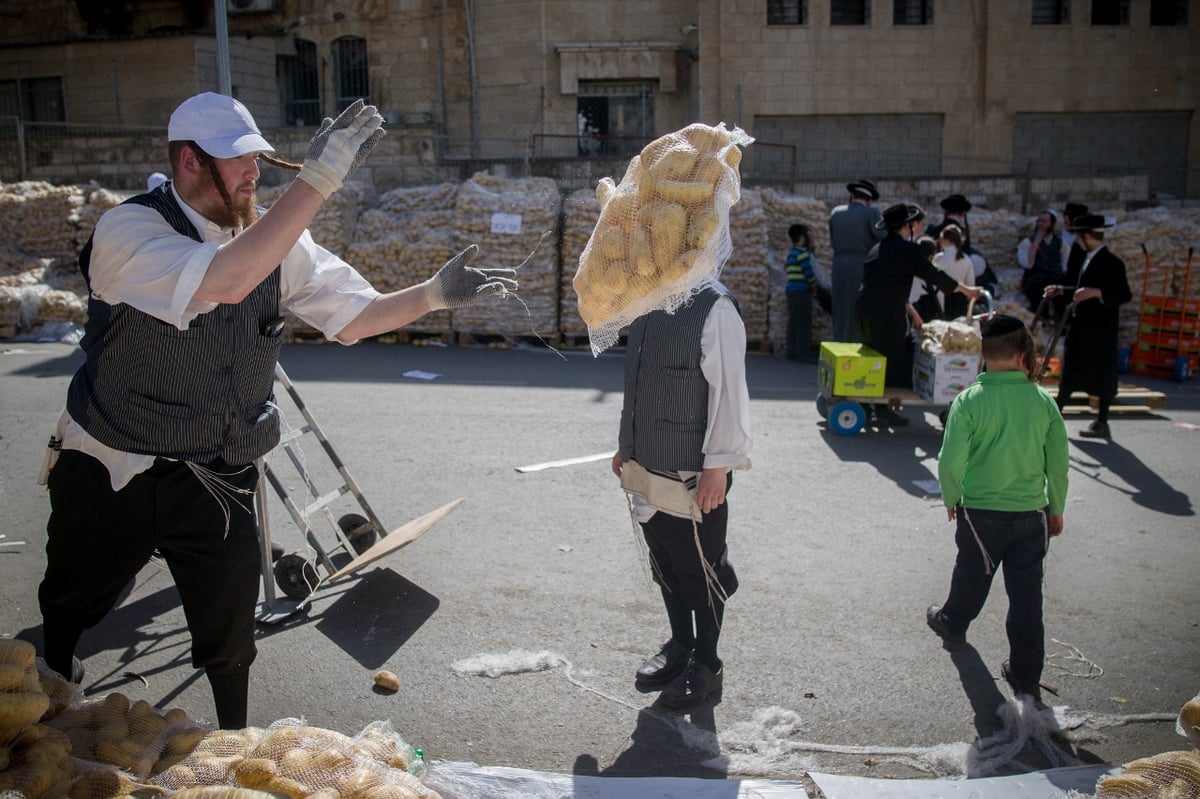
[54,184,381,490]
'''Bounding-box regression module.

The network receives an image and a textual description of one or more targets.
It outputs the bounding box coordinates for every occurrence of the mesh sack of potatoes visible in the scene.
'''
[153,718,440,799]
[1095,696,1200,798]
[0,182,85,259]
[451,175,560,337]
[29,288,88,326]
[258,181,368,257]
[573,122,754,354]
[722,187,770,344]
[919,319,982,354]
[560,188,601,338]
[43,691,207,782]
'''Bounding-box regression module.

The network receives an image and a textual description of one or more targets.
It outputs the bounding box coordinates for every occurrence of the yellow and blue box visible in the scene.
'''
[818,342,887,398]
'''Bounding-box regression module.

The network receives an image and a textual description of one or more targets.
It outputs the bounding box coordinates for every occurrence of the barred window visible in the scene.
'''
[1032,0,1070,23]
[277,38,320,127]
[1091,0,1129,24]
[1150,0,1187,24]
[0,76,65,122]
[894,0,933,24]
[768,0,807,24]
[831,0,870,24]
[332,36,371,111]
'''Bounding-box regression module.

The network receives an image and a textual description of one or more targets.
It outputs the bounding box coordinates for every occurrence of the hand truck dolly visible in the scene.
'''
[254,363,462,624]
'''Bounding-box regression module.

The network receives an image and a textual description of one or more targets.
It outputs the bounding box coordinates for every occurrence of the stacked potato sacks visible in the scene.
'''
[345,183,459,335]
[153,719,440,799]
[722,187,771,347]
[559,188,601,342]
[0,639,76,799]
[450,175,560,339]
[572,122,754,354]
[1095,696,1200,798]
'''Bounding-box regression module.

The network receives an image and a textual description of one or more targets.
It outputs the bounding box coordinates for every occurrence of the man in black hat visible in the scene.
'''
[828,179,885,342]
[1060,202,1089,276]
[1043,214,1132,439]
[856,203,982,426]
[926,193,972,242]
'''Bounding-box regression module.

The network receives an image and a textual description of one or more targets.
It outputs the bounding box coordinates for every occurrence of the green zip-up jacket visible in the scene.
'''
[938,370,1069,514]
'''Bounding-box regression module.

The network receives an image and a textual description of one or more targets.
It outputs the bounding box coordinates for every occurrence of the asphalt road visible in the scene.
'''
[1,339,1198,791]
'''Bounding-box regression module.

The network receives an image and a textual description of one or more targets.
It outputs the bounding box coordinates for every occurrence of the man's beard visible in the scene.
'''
[204,163,259,228]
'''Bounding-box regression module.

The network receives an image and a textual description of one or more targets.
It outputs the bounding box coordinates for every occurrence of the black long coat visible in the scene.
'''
[1060,245,1132,399]
[857,232,960,388]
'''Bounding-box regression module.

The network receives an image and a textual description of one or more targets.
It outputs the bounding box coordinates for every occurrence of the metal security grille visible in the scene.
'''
[332,36,370,111]
[831,0,870,24]
[894,0,933,25]
[1032,0,1070,24]
[768,0,807,25]
[279,38,320,126]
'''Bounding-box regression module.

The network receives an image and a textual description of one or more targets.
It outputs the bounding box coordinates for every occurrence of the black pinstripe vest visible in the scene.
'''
[618,285,738,473]
[67,183,283,466]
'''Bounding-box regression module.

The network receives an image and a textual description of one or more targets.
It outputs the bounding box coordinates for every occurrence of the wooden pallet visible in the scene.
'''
[1040,381,1167,413]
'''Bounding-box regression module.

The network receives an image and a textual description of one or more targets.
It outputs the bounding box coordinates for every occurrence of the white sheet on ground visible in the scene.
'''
[810,764,1118,798]
[425,761,811,798]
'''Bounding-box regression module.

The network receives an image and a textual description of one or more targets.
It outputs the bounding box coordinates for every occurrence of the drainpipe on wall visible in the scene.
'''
[464,0,480,159]
[214,0,232,95]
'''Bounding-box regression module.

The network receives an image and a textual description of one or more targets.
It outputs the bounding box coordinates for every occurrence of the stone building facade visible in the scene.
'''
[1,0,1196,202]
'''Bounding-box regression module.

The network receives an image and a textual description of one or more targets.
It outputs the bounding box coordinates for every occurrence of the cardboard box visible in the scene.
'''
[913,350,981,404]
[819,342,887,398]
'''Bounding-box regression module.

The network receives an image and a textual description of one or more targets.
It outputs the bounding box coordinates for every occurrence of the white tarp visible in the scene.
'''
[810,764,1119,798]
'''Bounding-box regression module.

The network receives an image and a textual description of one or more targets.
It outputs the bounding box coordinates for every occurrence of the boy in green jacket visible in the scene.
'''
[926,314,1069,702]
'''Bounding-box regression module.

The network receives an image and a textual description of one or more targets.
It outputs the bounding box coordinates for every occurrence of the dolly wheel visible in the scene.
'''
[339,513,378,554]
[274,553,320,601]
[828,400,866,436]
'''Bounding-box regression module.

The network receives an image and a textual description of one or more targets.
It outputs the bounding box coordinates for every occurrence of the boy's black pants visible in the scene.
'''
[939,507,1048,689]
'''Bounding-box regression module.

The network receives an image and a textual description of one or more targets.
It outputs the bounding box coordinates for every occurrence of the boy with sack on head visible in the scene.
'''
[925,314,1069,702]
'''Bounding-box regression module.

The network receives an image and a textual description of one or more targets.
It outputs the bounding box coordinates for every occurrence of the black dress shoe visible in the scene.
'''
[1000,659,1042,703]
[659,657,723,710]
[1079,421,1110,439]
[878,407,909,427]
[635,640,691,689]
[926,604,965,643]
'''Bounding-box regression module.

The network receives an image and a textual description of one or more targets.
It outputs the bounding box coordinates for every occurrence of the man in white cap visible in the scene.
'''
[36,92,517,728]
[828,179,885,342]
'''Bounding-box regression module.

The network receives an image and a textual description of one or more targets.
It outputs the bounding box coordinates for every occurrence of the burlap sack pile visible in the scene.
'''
[559,188,601,339]
[721,187,770,344]
[344,182,459,333]
[450,174,560,337]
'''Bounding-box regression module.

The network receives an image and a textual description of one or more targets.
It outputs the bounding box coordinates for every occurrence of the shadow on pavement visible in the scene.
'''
[572,701,729,780]
[1070,438,1194,516]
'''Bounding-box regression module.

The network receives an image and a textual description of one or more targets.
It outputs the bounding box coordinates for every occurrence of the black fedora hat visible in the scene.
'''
[875,202,921,230]
[847,179,880,201]
[940,193,972,213]
[1062,202,1089,219]
[1066,213,1113,233]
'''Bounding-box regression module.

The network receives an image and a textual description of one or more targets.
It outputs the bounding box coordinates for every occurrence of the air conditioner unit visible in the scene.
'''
[227,0,275,13]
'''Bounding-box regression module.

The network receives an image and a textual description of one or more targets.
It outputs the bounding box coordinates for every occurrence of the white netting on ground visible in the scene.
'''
[572,122,754,354]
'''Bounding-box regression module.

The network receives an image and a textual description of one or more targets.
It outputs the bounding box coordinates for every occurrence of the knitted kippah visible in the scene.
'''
[981,314,1026,338]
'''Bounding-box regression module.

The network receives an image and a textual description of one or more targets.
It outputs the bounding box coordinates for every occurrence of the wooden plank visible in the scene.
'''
[327,497,463,582]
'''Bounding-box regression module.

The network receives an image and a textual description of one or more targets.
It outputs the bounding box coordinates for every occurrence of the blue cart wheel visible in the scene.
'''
[1117,346,1131,375]
[1174,355,1192,383]
[816,392,829,418]
[829,400,866,436]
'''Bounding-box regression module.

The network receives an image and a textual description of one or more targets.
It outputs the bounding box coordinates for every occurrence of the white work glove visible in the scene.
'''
[297,99,386,199]
[423,245,518,311]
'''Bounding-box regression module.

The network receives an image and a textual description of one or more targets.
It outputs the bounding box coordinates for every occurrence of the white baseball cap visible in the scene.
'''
[167,92,274,158]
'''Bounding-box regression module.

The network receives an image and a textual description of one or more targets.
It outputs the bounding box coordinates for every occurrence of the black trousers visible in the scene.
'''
[41,450,262,727]
[786,289,814,361]
[938,507,1048,689]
